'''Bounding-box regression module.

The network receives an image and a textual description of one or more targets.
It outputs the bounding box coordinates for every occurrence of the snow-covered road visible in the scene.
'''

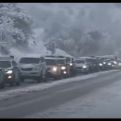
[0,69,120,118]
[30,76,121,118]
[29,70,121,118]
[0,70,117,101]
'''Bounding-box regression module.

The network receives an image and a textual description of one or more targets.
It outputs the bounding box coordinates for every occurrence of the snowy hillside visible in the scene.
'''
[9,27,72,61]
[0,3,72,59]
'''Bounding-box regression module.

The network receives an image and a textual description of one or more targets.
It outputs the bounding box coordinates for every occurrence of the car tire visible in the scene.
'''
[54,77,59,80]
[36,74,43,83]
[15,80,20,86]
[38,74,46,83]
[36,77,41,83]
[0,82,5,89]
[15,72,21,86]
[0,73,5,89]
[10,81,16,87]
[20,76,24,83]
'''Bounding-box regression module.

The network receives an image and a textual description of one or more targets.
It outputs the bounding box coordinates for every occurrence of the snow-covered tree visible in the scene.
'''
[0,3,33,54]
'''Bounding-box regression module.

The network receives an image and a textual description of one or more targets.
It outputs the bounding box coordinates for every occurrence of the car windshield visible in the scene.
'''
[86,58,97,63]
[56,59,66,64]
[45,59,57,65]
[19,58,40,64]
[0,61,11,68]
[75,60,85,64]
[105,59,113,62]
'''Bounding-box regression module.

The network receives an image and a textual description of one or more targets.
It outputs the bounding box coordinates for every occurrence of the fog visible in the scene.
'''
[2,3,121,57]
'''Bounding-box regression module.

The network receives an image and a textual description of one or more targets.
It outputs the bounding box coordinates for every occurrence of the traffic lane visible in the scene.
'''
[0,70,117,107]
[0,70,120,118]
[0,70,117,93]
[29,74,121,118]
[0,71,120,118]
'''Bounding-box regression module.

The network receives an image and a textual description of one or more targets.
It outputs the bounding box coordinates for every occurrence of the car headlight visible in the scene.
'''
[108,63,111,66]
[103,62,106,64]
[99,63,103,66]
[69,63,73,66]
[82,65,87,69]
[6,70,13,74]
[118,63,121,66]
[63,71,67,74]
[8,75,12,79]
[61,66,66,70]
[113,61,117,64]
[52,66,57,72]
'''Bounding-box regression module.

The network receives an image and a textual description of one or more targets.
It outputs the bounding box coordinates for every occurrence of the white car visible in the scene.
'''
[19,56,47,83]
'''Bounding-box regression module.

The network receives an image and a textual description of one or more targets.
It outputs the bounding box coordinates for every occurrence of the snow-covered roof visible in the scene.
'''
[0,56,12,61]
[96,55,116,58]
[44,56,66,60]
[19,54,41,58]
[76,56,95,60]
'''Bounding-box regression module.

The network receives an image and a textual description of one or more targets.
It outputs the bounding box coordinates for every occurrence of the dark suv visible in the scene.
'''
[0,56,20,86]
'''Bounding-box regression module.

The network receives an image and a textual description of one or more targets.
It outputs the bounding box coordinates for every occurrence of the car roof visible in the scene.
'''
[75,57,94,61]
[45,57,66,60]
[78,56,96,59]
[96,55,116,58]
[44,55,66,60]
[20,56,40,59]
[0,57,12,61]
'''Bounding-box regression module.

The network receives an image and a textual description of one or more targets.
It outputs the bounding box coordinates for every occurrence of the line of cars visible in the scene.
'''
[0,55,120,89]
[0,55,75,88]
[19,55,75,81]
[74,55,121,74]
